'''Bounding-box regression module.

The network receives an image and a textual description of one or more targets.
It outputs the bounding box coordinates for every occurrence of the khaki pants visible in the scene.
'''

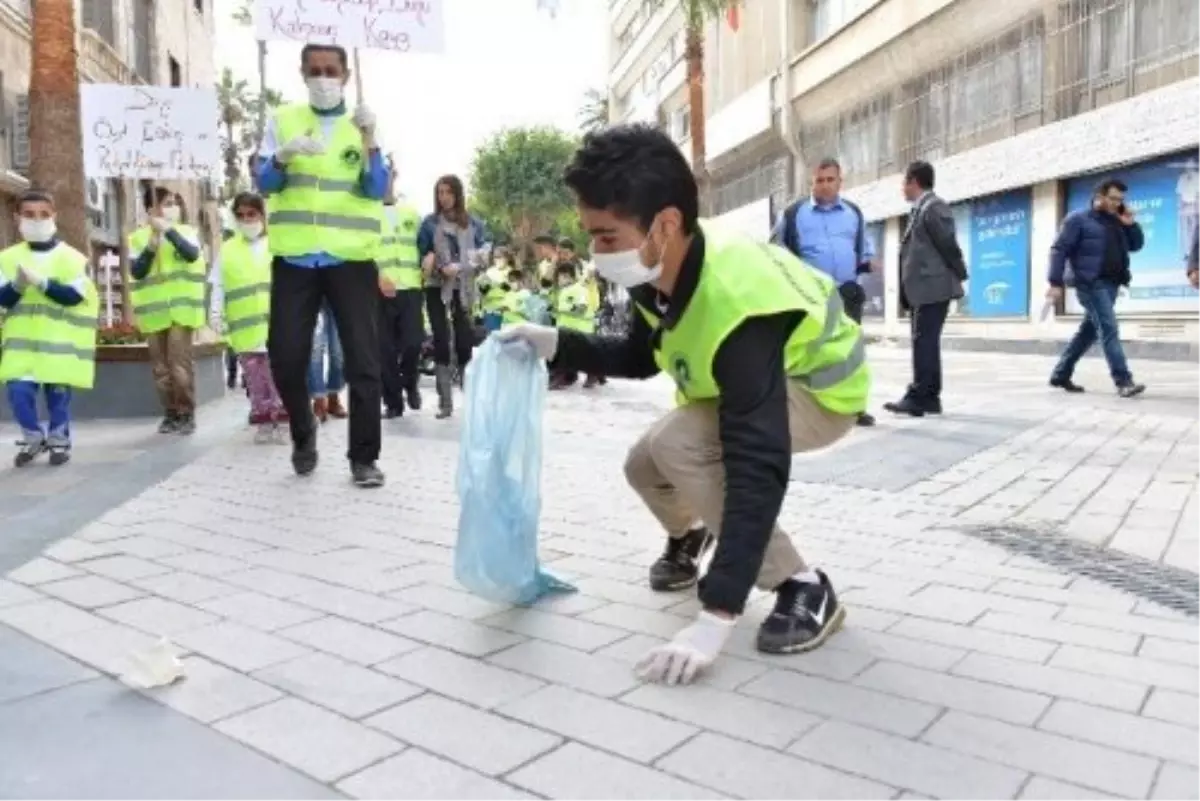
[147,326,196,415]
[623,380,856,596]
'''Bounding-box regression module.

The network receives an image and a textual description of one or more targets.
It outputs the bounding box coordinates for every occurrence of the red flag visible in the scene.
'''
[726,3,740,31]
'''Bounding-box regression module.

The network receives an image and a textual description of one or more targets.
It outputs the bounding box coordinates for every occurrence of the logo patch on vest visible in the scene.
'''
[669,352,691,393]
[341,147,362,166]
[402,218,416,231]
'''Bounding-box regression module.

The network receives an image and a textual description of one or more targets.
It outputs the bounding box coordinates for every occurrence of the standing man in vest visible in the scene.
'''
[255,43,389,488]
[499,125,869,685]
[0,190,99,467]
[128,186,206,435]
[379,168,426,418]
[772,157,876,427]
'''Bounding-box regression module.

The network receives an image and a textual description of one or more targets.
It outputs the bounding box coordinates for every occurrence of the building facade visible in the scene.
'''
[0,0,218,296]
[606,0,1199,338]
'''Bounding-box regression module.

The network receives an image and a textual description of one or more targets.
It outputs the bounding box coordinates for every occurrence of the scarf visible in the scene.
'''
[431,214,478,307]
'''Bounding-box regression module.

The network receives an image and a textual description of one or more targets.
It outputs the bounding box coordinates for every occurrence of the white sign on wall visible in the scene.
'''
[81,85,221,180]
[255,0,445,53]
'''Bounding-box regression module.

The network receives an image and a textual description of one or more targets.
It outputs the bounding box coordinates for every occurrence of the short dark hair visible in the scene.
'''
[231,191,265,216]
[815,157,841,173]
[300,44,348,69]
[555,261,577,278]
[142,185,173,211]
[507,268,524,283]
[564,124,699,234]
[16,189,54,211]
[904,161,935,191]
[1095,178,1128,197]
[557,238,575,251]
[533,234,556,246]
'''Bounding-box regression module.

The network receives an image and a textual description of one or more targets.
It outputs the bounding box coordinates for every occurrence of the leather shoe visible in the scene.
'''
[883,397,926,417]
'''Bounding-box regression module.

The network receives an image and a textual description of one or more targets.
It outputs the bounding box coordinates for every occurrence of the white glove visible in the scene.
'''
[277,135,326,163]
[496,322,559,361]
[353,104,377,134]
[148,216,171,234]
[636,611,736,686]
[12,266,36,291]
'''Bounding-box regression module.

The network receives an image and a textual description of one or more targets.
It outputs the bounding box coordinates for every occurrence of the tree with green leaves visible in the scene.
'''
[216,67,282,198]
[577,88,609,134]
[469,126,579,255]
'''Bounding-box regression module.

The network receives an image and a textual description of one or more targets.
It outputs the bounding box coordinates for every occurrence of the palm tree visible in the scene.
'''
[27,0,88,252]
[577,88,610,133]
[217,67,252,197]
[681,0,737,207]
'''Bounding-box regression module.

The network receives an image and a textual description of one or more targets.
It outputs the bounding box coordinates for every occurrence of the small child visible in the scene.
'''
[550,262,603,390]
[209,192,287,443]
[0,189,99,467]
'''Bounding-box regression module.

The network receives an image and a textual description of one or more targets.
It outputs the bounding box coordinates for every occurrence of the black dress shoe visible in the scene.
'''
[291,426,318,476]
[1050,377,1085,393]
[856,412,876,427]
[883,397,925,417]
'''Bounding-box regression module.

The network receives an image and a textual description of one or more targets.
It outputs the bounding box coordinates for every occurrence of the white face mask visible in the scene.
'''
[238,221,264,240]
[161,205,181,224]
[591,240,663,289]
[19,217,56,243]
[306,77,343,110]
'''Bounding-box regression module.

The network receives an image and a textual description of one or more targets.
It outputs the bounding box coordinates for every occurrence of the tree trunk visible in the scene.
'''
[685,24,708,213]
[28,0,89,254]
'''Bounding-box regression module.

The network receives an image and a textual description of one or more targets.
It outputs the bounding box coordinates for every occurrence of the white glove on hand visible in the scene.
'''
[12,266,36,292]
[353,104,377,134]
[148,216,171,234]
[277,135,326,163]
[636,611,736,686]
[495,322,559,361]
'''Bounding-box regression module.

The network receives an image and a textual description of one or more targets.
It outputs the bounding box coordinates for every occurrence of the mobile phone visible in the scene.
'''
[1117,202,1127,214]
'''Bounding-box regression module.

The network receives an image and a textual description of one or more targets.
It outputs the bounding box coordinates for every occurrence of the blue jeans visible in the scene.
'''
[307,301,346,397]
[7,381,72,446]
[1051,281,1133,386]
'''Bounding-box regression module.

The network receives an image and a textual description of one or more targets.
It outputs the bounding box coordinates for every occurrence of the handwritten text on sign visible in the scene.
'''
[81,85,221,180]
[255,0,444,54]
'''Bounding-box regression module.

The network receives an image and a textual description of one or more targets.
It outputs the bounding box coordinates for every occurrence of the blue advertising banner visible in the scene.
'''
[946,190,1032,317]
[862,222,885,317]
[1064,150,1199,315]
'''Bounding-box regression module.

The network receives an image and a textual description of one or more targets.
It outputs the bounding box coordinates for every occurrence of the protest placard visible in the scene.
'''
[81,85,221,180]
[255,0,445,54]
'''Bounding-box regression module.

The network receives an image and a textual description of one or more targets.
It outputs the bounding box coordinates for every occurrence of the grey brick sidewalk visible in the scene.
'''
[1,348,1197,799]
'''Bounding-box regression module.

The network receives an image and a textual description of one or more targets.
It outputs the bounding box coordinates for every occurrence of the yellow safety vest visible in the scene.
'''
[219,235,271,353]
[555,282,594,333]
[267,103,382,262]
[0,243,98,389]
[479,266,508,314]
[635,223,869,415]
[128,224,206,334]
[501,288,531,326]
[379,203,423,291]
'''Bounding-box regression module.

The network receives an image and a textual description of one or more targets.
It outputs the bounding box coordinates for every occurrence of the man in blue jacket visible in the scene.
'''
[1046,178,1146,398]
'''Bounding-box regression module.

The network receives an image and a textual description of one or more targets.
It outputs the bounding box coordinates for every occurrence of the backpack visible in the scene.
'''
[774,198,866,265]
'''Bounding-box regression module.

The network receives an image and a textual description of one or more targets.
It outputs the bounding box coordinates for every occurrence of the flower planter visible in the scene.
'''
[0,341,228,421]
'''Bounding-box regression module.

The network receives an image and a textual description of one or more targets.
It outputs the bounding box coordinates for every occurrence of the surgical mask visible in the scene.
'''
[558,278,572,288]
[306,77,343,110]
[19,217,56,243]
[162,205,181,224]
[591,243,662,289]
[238,221,264,240]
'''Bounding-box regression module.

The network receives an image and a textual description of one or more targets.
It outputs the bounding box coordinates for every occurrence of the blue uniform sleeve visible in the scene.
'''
[1048,213,1082,286]
[165,229,200,263]
[0,283,19,309]
[417,215,436,261]
[359,149,389,200]
[42,280,85,307]
[131,248,155,281]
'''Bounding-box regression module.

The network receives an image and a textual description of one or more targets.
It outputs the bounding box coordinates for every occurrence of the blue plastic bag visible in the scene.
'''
[454,336,576,604]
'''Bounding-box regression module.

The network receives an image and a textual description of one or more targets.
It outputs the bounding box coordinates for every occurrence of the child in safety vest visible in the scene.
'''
[208,192,287,444]
[549,262,605,390]
[0,189,99,467]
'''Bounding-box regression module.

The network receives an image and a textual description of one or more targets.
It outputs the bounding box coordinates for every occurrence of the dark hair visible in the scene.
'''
[564,123,699,234]
[557,238,576,251]
[815,157,841,173]
[533,234,556,246]
[555,261,577,279]
[904,160,935,191]
[434,174,468,226]
[232,191,265,216]
[300,44,348,69]
[507,268,524,283]
[1095,178,1128,197]
[16,188,54,211]
[142,185,173,211]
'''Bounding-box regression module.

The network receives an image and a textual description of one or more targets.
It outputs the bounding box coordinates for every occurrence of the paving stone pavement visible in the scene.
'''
[1,346,1198,799]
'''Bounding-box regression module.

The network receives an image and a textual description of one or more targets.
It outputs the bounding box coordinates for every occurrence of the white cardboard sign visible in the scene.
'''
[255,0,445,53]
[81,85,221,180]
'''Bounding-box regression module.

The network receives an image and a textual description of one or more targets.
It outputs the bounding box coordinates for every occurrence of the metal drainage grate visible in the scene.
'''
[951,523,1199,617]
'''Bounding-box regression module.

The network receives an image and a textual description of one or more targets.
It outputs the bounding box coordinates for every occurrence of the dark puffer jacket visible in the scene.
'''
[1048,208,1144,287]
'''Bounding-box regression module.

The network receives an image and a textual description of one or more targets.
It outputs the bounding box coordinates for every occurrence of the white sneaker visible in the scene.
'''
[253,424,274,444]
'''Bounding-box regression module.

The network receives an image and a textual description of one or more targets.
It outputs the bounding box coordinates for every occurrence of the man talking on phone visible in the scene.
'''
[1046,178,1146,398]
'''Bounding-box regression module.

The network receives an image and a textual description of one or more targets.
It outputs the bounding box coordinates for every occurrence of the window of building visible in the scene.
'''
[1132,0,1199,70]
[0,0,29,17]
[836,97,893,179]
[81,0,117,47]
[169,55,182,87]
[807,0,872,46]
[131,0,153,81]
[615,0,666,62]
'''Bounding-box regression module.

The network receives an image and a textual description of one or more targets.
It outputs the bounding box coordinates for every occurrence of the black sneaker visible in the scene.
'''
[856,412,876,427]
[175,415,196,436]
[291,428,318,476]
[351,462,385,488]
[157,415,178,434]
[48,447,70,467]
[756,571,846,655]
[1117,382,1146,398]
[14,440,46,468]
[924,397,943,415]
[1050,377,1085,393]
[649,527,714,592]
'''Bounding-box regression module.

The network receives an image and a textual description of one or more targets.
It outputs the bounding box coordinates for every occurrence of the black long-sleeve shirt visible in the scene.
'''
[553,231,800,615]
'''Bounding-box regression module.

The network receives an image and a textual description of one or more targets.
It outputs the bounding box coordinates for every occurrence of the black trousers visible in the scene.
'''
[424,287,474,369]
[379,289,425,410]
[268,258,382,464]
[908,300,949,403]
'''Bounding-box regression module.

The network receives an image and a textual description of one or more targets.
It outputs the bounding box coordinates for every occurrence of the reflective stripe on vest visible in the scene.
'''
[267,104,383,262]
[378,205,423,290]
[219,236,272,353]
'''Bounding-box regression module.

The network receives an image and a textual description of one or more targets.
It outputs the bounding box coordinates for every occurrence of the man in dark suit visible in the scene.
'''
[884,161,967,418]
